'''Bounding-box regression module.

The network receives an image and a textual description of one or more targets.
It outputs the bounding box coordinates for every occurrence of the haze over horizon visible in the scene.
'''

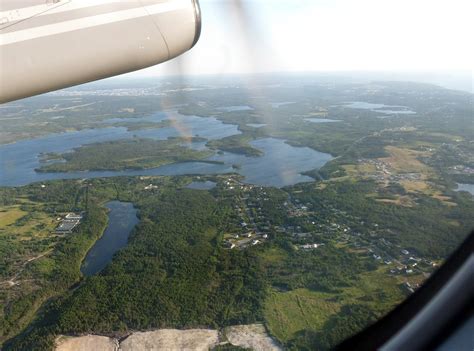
[120,0,473,92]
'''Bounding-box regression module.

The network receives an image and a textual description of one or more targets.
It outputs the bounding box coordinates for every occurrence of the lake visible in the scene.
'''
[270,102,295,108]
[341,101,416,115]
[304,118,341,123]
[0,111,239,186]
[81,201,139,276]
[217,105,254,112]
[0,112,333,188]
[208,138,333,187]
[104,110,241,140]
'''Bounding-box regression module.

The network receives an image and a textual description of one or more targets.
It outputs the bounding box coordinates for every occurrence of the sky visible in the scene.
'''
[129,0,473,79]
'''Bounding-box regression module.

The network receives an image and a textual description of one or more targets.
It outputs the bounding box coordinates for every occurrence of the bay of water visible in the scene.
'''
[81,201,139,276]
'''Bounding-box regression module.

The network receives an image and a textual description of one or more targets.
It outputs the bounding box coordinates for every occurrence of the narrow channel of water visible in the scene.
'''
[81,201,139,276]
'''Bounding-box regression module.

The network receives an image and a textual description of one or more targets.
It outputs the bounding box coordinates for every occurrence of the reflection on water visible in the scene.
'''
[81,201,139,276]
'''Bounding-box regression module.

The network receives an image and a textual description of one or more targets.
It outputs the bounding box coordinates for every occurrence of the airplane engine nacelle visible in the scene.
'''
[0,0,201,103]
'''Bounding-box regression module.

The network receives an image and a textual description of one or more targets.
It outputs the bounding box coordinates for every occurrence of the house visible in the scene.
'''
[65,213,83,220]
[301,243,319,249]
[223,241,235,249]
[401,249,409,255]
[144,184,158,190]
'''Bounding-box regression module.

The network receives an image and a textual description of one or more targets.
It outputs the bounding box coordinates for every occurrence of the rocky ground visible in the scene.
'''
[224,324,282,351]
[54,324,282,351]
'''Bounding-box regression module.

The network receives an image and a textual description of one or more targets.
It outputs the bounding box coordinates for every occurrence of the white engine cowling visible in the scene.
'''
[0,0,201,103]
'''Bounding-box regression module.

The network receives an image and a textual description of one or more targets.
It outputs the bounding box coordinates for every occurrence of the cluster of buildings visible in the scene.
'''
[358,158,422,185]
[220,176,436,294]
[144,183,158,190]
[283,194,439,292]
[448,165,474,175]
[222,178,272,250]
[55,212,83,234]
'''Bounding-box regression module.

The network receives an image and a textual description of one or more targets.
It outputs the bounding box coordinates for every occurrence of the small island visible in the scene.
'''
[206,134,263,157]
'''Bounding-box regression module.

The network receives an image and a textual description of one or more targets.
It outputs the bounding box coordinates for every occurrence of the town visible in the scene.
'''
[218,175,439,294]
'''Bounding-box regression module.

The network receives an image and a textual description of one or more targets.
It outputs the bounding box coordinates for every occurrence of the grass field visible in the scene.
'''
[260,246,288,265]
[340,145,457,206]
[264,288,341,342]
[264,267,405,344]
[380,146,432,174]
[0,207,27,227]
[0,202,57,280]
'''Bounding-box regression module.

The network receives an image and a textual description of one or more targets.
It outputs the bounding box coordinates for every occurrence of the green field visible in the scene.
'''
[264,268,405,348]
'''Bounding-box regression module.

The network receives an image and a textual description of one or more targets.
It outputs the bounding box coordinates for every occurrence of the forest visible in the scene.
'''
[1,78,473,350]
[3,179,266,350]
[37,138,212,172]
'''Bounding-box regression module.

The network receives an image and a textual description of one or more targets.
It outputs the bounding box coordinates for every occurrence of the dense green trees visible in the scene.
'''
[288,304,378,351]
[5,186,266,350]
[291,180,474,258]
[266,242,374,293]
[37,138,212,172]
[206,134,263,157]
